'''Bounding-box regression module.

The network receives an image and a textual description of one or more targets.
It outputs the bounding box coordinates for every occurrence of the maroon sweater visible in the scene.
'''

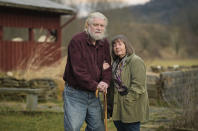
[63,31,112,91]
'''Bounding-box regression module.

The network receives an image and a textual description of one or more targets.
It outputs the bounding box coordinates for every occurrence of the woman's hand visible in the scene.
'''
[103,61,110,70]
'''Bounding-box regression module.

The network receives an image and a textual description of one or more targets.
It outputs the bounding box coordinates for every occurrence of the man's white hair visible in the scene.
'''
[84,12,108,31]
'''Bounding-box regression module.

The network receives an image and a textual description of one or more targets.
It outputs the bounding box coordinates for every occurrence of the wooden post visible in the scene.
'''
[57,27,61,44]
[26,93,38,111]
[29,28,34,42]
[0,26,3,41]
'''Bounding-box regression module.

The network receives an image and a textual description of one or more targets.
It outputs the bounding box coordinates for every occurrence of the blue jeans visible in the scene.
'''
[114,121,140,131]
[63,85,104,131]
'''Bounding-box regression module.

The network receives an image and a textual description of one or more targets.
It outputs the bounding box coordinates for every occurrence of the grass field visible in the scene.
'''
[0,102,184,131]
[0,111,65,131]
[0,110,117,131]
[0,58,197,131]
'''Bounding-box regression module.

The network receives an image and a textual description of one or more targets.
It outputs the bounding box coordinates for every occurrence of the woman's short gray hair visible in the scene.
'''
[111,34,135,61]
[84,12,108,31]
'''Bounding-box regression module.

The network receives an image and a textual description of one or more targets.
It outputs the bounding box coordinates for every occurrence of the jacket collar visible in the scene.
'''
[113,53,135,68]
[125,53,135,64]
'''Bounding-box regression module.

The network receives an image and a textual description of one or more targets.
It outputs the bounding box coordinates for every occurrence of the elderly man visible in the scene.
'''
[63,12,112,131]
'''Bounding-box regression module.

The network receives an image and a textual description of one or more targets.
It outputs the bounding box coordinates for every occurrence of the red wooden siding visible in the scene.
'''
[0,41,61,71]
[0,8,59,29]
[0,8,62,71]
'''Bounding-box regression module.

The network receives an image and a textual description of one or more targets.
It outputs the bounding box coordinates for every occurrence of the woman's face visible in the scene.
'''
[113,39,126,58]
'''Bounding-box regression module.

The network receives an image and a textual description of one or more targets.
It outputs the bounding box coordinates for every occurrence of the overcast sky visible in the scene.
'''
[63,0,151,17]
[65,0,150,5]
[124,0,150,5]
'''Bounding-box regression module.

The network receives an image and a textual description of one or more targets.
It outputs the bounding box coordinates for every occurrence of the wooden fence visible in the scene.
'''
[147,68,198,106]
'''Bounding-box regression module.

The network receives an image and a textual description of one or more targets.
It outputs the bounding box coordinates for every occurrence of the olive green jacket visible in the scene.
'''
[109,53,149,123]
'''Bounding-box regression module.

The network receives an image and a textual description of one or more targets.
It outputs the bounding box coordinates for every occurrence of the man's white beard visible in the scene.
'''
[88,28,106,40]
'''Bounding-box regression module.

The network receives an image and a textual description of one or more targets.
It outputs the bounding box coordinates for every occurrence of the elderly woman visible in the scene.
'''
[107,35,149,131]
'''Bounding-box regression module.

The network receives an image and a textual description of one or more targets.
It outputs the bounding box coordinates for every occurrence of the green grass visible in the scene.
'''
[0,111,64,131]
[0,111,117,131]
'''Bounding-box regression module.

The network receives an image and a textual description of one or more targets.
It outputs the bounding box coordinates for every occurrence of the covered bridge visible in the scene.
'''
[0,0,75,71]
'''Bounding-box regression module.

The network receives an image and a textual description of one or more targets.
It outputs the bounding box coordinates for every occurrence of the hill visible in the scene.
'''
[62,0,198,59]
[129,0,198,28]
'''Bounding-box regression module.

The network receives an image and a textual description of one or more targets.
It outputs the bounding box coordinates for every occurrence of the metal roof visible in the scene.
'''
[0,0,76,15]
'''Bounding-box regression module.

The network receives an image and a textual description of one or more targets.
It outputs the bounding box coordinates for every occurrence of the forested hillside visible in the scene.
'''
[62,0,198,59]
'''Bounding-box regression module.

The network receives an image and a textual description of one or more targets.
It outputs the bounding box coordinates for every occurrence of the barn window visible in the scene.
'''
[34,28,57,43]
[3,27,28,42]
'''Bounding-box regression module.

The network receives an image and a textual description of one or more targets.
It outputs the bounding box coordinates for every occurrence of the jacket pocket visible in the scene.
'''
[124,91,139,103]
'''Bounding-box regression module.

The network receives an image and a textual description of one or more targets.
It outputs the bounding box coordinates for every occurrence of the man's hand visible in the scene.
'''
[97,81,108,94]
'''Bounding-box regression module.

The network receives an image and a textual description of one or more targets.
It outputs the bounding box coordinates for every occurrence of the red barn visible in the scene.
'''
[0,0,75,71]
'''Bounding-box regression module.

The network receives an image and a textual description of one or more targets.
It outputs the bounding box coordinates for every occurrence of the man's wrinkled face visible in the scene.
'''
[88,18,106,40]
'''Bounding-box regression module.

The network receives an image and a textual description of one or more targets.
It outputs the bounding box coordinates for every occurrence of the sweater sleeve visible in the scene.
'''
[101,41,112,86]
[130,57,147,95]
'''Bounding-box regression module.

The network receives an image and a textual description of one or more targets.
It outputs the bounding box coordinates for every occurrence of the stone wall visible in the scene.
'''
[0,77,58,101]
